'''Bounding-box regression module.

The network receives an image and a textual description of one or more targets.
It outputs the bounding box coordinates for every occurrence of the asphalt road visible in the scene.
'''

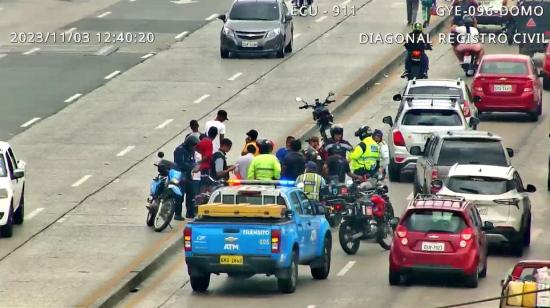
[0,0,234,140]
[116,41,550,308]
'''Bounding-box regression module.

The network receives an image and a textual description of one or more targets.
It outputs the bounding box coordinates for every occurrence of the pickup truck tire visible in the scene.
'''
[311,236,331,280]
[190,273,210,292]
[278,250,298,293]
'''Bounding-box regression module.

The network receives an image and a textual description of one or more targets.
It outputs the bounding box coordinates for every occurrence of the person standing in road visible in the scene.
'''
[296,161,326,201]
[275,136,295,162]
[241,129,260,156]
[407,0,420,25]
[281,139,306,181]
[173,135,199,220]
[204,110,228,154]
[211,138,236,181]
[236,144,256,179]
[248,139,281,180]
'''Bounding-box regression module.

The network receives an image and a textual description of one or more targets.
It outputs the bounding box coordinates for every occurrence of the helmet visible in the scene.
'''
[462,14,474,27]
[412,22,423,33]
[354,125,372,140]
[330,124,344,137]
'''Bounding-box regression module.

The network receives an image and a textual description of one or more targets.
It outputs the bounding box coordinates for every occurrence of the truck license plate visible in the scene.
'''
[220,255,243,265]
[421,242,445,252]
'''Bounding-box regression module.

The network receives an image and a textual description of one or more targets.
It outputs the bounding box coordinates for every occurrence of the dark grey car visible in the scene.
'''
[218,0,293,58]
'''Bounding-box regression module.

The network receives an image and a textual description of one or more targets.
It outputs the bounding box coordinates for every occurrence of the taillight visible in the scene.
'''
[524,80,534,92]
[412,50,421,58]
[462,101,471,117]
[461,227,474,241]
[393,129,406,146]
[271,229,281,253]
[184,227,192,252]
[431,169,439,180]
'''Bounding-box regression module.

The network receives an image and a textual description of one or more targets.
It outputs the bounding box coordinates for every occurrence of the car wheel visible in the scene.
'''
[311,236,331,279]
[13,187,24,225]
[465,265,479,288]
[388,160,401,182]
[389,268,400,286]
[544,76,550,91]
[220,47,229,59]
[278,250,298,293]
[284,36,293,53]
[0,203,14,238]
[190,273,210,292]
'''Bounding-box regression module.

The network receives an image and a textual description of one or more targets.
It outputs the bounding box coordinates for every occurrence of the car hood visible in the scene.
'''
[225,20,281,32]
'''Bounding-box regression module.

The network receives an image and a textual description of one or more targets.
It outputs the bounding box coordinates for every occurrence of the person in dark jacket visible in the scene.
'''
[173,135,199,220]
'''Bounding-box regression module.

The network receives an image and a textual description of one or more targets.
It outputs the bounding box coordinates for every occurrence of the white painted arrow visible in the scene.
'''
[171,0,198,4]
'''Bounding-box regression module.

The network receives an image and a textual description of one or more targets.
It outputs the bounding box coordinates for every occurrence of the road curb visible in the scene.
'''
[93,15,451,308]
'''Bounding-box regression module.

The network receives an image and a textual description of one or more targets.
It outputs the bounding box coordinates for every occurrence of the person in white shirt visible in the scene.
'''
[204,110,228,153]
[451,15,484,65]
[236,144,256,179]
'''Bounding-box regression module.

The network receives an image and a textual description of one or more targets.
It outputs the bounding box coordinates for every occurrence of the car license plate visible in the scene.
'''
[494,84,512,92]
[463,55,472,64]
[477,207,488,215]
[421,242,445,252]
[242,40,258,48]
[220,255,243,265]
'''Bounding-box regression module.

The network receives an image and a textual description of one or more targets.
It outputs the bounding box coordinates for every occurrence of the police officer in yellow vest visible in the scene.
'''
[349,128,384,177]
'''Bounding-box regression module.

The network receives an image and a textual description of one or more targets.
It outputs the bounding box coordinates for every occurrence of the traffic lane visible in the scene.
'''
[0,51,143,140]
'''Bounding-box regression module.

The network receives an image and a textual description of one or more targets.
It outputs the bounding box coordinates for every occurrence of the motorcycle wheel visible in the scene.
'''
[376,204,395,250]
[153,198,176,232]
[338,221,360,255]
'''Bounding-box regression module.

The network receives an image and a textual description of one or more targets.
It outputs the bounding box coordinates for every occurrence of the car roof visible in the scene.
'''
[407,79,464,88]
[448,164,514,179]
[407,195,472,212]
[432,130,502,140]
[482,54,530,62]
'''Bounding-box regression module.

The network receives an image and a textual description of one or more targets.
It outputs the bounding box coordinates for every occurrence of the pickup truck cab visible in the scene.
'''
[184,180,332,293]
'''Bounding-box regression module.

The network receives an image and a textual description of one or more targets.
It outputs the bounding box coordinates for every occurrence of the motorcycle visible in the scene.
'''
[146,152,183,232]
[296,91,336,142]
[338,175,395,255]
[404,50,428,81]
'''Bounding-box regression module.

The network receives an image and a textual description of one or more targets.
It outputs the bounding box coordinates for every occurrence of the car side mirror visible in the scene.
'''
[506,148,514,158]
[389,217,399,229]
[473,96,481,103]
[469,117,480,128]
[392,94,402,101]
[157,151,164,158]
[382,116,393,126]
[218,14,227,22]
[482,220,495,231]
[410,146,423,156]
[13,169,24,179]
[525,184,536,193]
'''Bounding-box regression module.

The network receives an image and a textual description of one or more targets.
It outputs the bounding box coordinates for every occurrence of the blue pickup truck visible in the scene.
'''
[184,180,332,293]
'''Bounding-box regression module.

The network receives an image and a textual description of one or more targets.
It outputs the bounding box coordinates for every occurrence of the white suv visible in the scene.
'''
[382,95,479,182]
[0,142,26,238]
[437,164,536,257]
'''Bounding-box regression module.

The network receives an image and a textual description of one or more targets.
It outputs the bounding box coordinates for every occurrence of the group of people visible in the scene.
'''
[170,109,389,219]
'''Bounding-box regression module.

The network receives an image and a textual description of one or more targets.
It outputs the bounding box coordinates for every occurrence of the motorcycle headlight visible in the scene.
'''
[223,26,236,39]
[266,28,281,39]
[0,189,8,199]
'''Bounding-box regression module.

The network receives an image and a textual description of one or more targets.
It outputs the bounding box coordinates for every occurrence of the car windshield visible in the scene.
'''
[480,61,528,75]
[404,210,467,233]
[437,139,508,166]
[407,86,464,99]
[446,176,514,195]
[229,2,280,20]
[0,156,6,177]
[401,109,462,126]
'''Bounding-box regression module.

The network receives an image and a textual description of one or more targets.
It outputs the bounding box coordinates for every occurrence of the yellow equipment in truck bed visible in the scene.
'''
[198,203,286,218]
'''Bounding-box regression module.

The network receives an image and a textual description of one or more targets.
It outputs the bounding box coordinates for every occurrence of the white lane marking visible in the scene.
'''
[155,119,174,129]
[533,228,543,241]
[294,33,302,39]
[315,16,327,22]
[337,261,356,276]
[205,13,218,21]
[64,27,77,35]
[341,0,351,5]
[227,72,242,81]
[116,145,135,157]
[175,31,189,40]
[141,53,154,59]
[104,70,121,80]
[64,93,82,103]
[193,94,210,104]
[25,208,44,220]
[72,175,92,187]
[97,11,111,18]
[22,47,40,55]
[20,117,41,128]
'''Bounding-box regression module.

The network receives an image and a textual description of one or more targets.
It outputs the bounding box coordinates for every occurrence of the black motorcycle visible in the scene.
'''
[296,91,335,142]
[404,50,428,81]
[338,177,395,255]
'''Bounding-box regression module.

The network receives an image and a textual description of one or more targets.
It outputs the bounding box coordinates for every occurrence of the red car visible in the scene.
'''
[499,260,550,308]
[472,54,544,121]
[544,44,550,91]
[388,195,491,288]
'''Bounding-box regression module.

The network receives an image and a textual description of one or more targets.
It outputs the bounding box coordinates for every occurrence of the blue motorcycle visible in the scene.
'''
[146,152,183,232]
